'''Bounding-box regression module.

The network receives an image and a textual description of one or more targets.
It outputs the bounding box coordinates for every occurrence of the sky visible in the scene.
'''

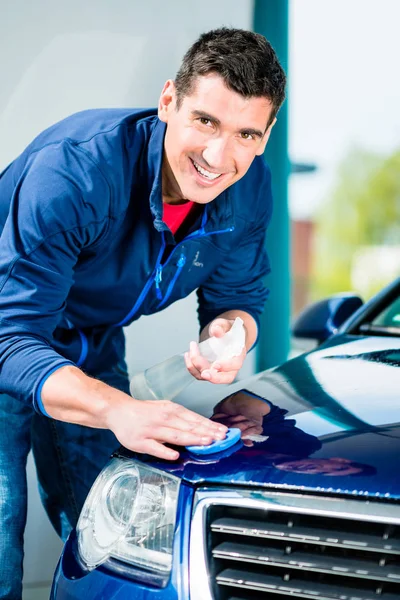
[289,0,400,220]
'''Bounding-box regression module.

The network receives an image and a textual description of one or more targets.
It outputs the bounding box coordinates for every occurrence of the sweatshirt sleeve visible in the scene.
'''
[197,162,272,339]
[0,142,110,411]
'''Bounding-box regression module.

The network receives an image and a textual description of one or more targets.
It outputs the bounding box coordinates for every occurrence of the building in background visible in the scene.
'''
[289,0,400,312]
[292,219,315,316]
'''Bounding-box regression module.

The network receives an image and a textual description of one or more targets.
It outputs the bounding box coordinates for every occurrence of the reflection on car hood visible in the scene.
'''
[124,334,400,499]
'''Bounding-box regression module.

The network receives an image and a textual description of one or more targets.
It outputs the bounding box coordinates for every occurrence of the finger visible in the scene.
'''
[138,439,180,461]
[212,355,244,373]
[241,424,263,437]
[242,439,254,447]
[209,415,237,427]
[154,426,215,447]
[210,412,228,420]
[211,414,257,430]
[201,368,238,384]
[209,323,225,338]
[188,341,211,372]
[184,351,203,380]
[157,414,227,439]
[208,318,233,338]
[222,414,250,424]
[212,415,252,427]
[211,412,245,421]
[213,346,246,373]
[233,420,260,433]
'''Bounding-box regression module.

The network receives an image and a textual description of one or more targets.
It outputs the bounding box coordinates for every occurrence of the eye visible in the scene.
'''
[240,132,254,141]
[199,117,212,127]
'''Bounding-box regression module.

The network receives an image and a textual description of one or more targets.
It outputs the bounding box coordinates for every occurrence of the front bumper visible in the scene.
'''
[51,535,179,600]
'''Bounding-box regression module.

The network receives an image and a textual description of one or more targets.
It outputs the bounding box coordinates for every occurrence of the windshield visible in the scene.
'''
[359,293,400,336]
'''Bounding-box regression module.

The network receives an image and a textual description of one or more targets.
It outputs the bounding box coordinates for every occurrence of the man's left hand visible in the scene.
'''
[184,318,246,384]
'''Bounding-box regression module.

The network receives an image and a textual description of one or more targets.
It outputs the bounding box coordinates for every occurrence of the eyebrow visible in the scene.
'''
[191,110,264,139]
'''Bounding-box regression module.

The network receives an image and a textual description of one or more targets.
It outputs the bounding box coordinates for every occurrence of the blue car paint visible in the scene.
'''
[52,279,400,599]
[52,334,400,598]
[127,334,400,500]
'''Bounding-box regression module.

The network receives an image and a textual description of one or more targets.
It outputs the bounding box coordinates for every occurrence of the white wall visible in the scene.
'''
[0,0,254,590]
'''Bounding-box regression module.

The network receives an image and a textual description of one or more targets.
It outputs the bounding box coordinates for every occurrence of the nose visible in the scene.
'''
[202,136,231,172]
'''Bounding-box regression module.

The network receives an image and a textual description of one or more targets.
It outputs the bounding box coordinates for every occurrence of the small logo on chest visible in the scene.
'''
[192,251,203,268]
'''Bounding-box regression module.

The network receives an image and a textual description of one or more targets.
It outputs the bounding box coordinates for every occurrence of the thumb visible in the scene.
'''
[208,318,234,338]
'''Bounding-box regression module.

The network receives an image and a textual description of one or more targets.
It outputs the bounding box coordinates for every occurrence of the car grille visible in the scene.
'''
[189,490,400,600]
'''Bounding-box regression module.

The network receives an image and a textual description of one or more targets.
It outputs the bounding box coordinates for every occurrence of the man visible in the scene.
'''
[0,27,286,598]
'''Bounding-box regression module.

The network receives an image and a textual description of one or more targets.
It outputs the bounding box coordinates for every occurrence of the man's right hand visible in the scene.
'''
[106,397,227,460]
[41,365,227,460]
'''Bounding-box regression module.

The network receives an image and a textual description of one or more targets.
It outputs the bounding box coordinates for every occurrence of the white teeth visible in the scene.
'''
[193,160,221,180]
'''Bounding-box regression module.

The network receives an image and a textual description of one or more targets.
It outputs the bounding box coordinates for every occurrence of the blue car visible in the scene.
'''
[51,279,400,599]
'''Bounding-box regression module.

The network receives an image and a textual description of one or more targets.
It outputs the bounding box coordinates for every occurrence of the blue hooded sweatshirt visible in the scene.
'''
[0,108,272,414]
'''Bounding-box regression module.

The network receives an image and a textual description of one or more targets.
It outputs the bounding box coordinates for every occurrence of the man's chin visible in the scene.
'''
[180,181,227,204]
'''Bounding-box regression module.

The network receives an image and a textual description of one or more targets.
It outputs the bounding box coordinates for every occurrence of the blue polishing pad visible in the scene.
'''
[186,427,242,455]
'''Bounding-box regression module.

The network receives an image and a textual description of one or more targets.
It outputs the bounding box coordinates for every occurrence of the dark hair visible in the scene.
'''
[175,27,286,128]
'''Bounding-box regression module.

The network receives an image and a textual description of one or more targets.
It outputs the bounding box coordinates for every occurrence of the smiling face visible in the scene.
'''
[158,74,275,205]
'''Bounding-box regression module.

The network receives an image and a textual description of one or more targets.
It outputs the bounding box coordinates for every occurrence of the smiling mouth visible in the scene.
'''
[191,158,222,181]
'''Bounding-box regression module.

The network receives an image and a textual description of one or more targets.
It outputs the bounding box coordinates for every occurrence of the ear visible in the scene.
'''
[158,79,177,123]
[256,117,277,156]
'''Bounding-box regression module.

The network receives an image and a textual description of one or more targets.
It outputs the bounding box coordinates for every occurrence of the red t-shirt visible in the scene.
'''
[162,201,195,235]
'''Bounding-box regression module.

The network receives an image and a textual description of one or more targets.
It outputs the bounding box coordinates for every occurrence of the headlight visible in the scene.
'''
[76,457,180,582]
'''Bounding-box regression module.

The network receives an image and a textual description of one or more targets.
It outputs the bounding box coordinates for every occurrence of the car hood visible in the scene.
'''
[124,335,400,499]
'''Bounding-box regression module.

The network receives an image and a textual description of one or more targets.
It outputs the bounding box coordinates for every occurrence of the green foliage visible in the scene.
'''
[311,147,400,300]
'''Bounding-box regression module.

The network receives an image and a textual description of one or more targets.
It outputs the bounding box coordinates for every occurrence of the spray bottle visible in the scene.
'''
[129,317,245,401]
